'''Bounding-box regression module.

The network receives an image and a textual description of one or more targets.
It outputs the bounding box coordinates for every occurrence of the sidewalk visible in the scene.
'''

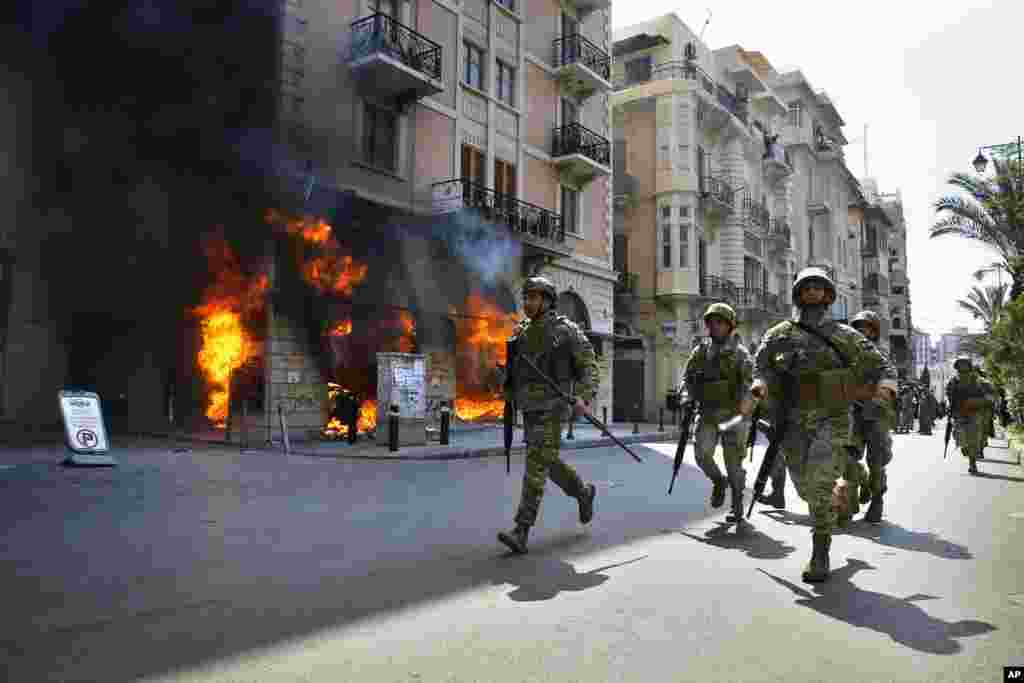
[141,419,684,461]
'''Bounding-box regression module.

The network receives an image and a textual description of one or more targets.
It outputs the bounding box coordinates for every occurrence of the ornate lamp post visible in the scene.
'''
[972,136,1023,177]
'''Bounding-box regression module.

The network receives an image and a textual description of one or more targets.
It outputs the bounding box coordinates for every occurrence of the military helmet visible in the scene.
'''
[953,355,973,371]
[521,275,557,302]
[791,266,836,305]
[850,310,881,336]
[703,302,737,329]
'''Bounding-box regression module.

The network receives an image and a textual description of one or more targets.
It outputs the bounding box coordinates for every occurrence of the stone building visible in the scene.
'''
[610,13,863,421]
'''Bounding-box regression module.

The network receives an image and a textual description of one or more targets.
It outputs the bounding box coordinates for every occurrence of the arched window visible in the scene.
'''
[893,317,902,330]
[557,291,590,330]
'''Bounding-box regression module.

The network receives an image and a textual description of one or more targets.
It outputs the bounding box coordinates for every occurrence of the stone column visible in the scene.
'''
[718,136,746,287]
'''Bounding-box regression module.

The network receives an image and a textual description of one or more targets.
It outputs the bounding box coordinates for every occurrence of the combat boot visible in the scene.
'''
[859,481,872,505]
[726,484,746,524]
[968,457,979,475]
[864,495,883,524]
[756,487,786,509]
[801,533,831,583]
[710,477,726,508]
[497,524,530,554]
[577,483,596,524]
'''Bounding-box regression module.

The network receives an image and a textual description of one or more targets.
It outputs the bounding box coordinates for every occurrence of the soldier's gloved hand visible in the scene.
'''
[574,399,592,418]
[751,380,768,400]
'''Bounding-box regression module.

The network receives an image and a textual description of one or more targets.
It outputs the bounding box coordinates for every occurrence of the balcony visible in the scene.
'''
[697,275,740,305]
[554,34,611,100]
[349,13,443,105]
[766,217,791,250]
[700,175,736,216]
[742,196,770,233]
[431,179,571,258]
[552,122,611,186]
[807,198,832,216]
[763,142,793,184]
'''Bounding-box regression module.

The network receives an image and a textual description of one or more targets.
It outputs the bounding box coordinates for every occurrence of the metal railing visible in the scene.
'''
[700,175,736,209]
[350,13,443,81]
[649,60,716,95]
[743,196,770,231]
[435,178,565,245]
[698,275,740,302]
[716,84,748,125]
[736,287,765,309]
[552,122,611,166]
[766,217,791,245]
[553,34,611,81]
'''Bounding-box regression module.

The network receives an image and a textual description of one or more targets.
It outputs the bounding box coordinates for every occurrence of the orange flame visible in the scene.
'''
[192,237,268,427]
[453,292,519,421]
[329,319,353,337]
[265,209,369,295]
[324,384,378,438]
[265,209,332,245]
[397,310,416,353]
[454,398,506,421]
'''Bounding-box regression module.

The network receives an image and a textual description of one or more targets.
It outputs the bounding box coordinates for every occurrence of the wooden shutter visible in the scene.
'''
[494,159,515,198]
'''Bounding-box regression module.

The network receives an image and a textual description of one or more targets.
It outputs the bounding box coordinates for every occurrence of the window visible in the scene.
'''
[496,61,515,106]
[662,224,672,268]
[461,144,485,185]
[363,103,397,171]
[662,206,672,219]
[494,158,515,198]
[680,206,690,218]
[562,186,579,235]
[679,225,689,268]
[463,42,484,89]
[561,98,578,128]
[624,56,651,85]
[788,102,803,128]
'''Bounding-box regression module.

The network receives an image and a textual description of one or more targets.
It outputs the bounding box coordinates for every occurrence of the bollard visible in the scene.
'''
[241,399,249,451]
[347,409,357,444]
[278,404,291,455]
[389,403,400,452]
[659,408,665,432]
[602,406,608,425]
[633,420,639,435]
[566,413,575,440]
[439,402,451,445]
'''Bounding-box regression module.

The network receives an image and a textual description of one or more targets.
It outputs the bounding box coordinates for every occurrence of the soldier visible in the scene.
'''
[945,356,998,475]
[847,310,898,525]
[751,268,895,582]
[497,276,600,554]
[681,303,756,525]
[918,389,936,436]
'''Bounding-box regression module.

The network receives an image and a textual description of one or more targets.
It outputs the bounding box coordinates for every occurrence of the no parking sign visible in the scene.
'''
[58,390,116,466]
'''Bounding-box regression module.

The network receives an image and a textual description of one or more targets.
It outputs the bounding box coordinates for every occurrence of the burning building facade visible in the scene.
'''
[1,0,617,440]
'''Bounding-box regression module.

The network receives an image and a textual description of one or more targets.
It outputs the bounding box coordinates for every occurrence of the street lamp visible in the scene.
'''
[971,135,1023,176]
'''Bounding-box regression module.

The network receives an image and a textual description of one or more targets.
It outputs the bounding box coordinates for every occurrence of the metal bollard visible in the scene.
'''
[602,406,608,425]
[633,420,639,435]
[388,403,400,452]
[659,408,664,432]
[566,413,575,440]
[439,402,451,445]
[347,411,357,444]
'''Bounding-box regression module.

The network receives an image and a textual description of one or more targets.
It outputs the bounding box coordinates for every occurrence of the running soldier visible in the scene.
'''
[945,356,998,475]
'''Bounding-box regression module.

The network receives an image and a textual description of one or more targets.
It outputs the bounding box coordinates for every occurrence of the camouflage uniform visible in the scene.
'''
[945,357,997,475]
[847,310,898,525]
[682,303,755,522]
[754,267,891,582]
[498,277,600,554]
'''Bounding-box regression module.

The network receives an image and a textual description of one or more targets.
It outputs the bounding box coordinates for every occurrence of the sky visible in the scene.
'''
[612,0,1023,340]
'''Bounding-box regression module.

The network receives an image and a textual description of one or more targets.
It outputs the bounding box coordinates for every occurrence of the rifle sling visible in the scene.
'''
[792,321,851,368]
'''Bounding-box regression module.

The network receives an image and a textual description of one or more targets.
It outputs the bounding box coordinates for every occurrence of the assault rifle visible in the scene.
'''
[943,414,953,459]
[503,399,514,474]
[668,400,697,495]
[516,354,643,464]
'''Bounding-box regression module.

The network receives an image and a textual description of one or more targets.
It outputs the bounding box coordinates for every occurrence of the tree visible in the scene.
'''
[931,158,1024,300]
[955,283,1009,329]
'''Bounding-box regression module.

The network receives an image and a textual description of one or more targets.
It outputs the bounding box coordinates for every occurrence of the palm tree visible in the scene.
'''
[955,283,1010,329]
[931,158,1024,300]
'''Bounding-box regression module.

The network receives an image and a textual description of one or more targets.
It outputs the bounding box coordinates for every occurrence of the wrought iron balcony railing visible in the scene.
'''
[553,34,611,81]
[698,275,740,302]
[766,217,791,245]
[552,122,611,166]
[700,175,736,209]
[437,178,565,246]
[736,287,765,309]
[649,60,716,96]
[350,13,442,81]
[742,197,770,231]
[716,84,748,125]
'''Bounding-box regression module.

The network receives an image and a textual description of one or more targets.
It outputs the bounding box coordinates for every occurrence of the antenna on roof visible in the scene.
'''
[698,9,712,42]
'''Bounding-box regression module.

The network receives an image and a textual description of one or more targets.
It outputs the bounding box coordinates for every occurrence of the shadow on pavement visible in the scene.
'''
[491,555,648,602]
[758,510,973,560]
[679,521,798,560]
[971,471,1024,483]
[974,457,1019,466]
[759,559,996,654]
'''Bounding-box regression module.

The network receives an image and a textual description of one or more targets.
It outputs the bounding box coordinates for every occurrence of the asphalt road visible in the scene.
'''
[1,423,1022,682]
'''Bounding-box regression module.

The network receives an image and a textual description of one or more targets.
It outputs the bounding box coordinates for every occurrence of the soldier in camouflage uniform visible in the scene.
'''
[847,310,898,525]
[498,276,600,554]
[751,268,894,582]
[945,356,998,475]
[681,303,756,525]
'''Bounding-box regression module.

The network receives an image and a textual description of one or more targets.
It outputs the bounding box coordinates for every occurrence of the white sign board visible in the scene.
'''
[58,390,116,465]
[431,180,464,215]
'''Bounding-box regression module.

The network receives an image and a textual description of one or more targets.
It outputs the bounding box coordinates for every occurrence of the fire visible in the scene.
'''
[330,319,353,337]
[265,209,332,245]
[453,292,520,421]
[324,382,379,438]
[398,310,416,353]
[192,236,268,427]
[303,253,369,295]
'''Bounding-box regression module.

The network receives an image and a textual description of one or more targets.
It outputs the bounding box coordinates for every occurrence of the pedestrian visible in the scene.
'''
[918,390,936,436]
[846,310,898,525]
[497,276,600,554]
[681,303,756,525]
[751,267,894,583]
[945,356,998,475]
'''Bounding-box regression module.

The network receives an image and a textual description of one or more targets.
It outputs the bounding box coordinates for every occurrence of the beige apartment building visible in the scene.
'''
[610,13,865,422]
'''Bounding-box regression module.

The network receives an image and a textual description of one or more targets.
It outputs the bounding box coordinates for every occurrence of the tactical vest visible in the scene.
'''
[691,341,739,413]
[507,313,578,411]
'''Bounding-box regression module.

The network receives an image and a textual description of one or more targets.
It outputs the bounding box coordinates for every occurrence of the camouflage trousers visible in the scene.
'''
[693,416,749,491]
[514,411,585,527]
[782,419,846,535]
[852,416,892,499]
[956,416,986,459]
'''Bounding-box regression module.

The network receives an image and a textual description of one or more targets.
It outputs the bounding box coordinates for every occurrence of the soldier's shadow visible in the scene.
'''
[971,471,1024,483]
[679,522,797,560]
[762,510,973,560]
[491,555,648,602]
[759,559,996,654]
